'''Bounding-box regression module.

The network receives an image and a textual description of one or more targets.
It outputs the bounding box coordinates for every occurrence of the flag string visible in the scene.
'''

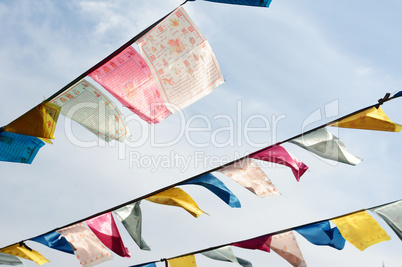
[45,1,189,102]
[128,198,402,267]
[0,92,399,251]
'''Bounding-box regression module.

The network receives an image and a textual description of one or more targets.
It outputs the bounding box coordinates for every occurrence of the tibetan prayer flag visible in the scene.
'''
[85,213,130,258]
[0,243,49,266]
[57,223,112,267]
[3,101,60,143]
[332,211,390,251]
[201,246,239,264]
[372,200,402,241]
[201,246,252,267]
[0,131,45,164]
[201,246,238,264]
[219,158,280,198]
[114,202,151,251]
[136,7,224,113]
[167,255,197,267]
[0,252,24,266]
[295,221,345,250]
[269,231,307,267]
[146,187,205,218]
[250,145,308,181]
[290,128,361,166]
[51,80,130,142]
[236,258,253,267]
[30,231,74,254]
[181,173,241,208]
[330,106,402,132]
[188,0,272,7]
[232,234,271,253]
[89,46,170,124]
[393,91,402,98]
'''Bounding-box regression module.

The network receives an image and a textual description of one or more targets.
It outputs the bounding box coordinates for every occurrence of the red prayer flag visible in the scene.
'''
[232,234,272,253]
[86,212,130,258]
[251,145,308,182]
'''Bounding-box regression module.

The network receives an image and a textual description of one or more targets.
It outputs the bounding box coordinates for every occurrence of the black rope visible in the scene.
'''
[376,93,391,108]
[18,242,33,251]
[0,92,397,251]
[128,198,401,267]
[45,6,178,102]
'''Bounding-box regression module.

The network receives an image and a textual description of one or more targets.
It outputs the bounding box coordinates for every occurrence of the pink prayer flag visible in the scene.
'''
[86,213,130,258]
[232,234,272,253]
[89,46,170,124]
[269,231,307,267]
[57,223,112,267]
[219,158,280,198]
[250,145,308,182]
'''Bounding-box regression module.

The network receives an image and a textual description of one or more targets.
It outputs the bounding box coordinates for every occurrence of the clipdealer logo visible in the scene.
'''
[62,99,340,170]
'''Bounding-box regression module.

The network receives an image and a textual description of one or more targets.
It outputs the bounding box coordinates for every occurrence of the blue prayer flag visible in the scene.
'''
[30,232,74,254]
[129,263,156,267]
[0,131,45,164]
[182,173,241,208]
[188,0,272,7]
[393,91,402,98]
[295,221,345,250]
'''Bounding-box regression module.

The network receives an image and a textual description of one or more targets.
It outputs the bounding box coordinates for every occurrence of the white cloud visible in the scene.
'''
[0,0,402,266]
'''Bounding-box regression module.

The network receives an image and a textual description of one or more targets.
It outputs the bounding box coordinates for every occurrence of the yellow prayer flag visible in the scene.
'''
[0,244,50,265]
[3,101,61,142]
[332,211,390,251]
[146,187,205,218]
[167,255,197,267]
[330,106,402,132]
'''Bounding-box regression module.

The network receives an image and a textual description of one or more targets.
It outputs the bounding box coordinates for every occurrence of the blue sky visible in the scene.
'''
[0,0,402,266]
